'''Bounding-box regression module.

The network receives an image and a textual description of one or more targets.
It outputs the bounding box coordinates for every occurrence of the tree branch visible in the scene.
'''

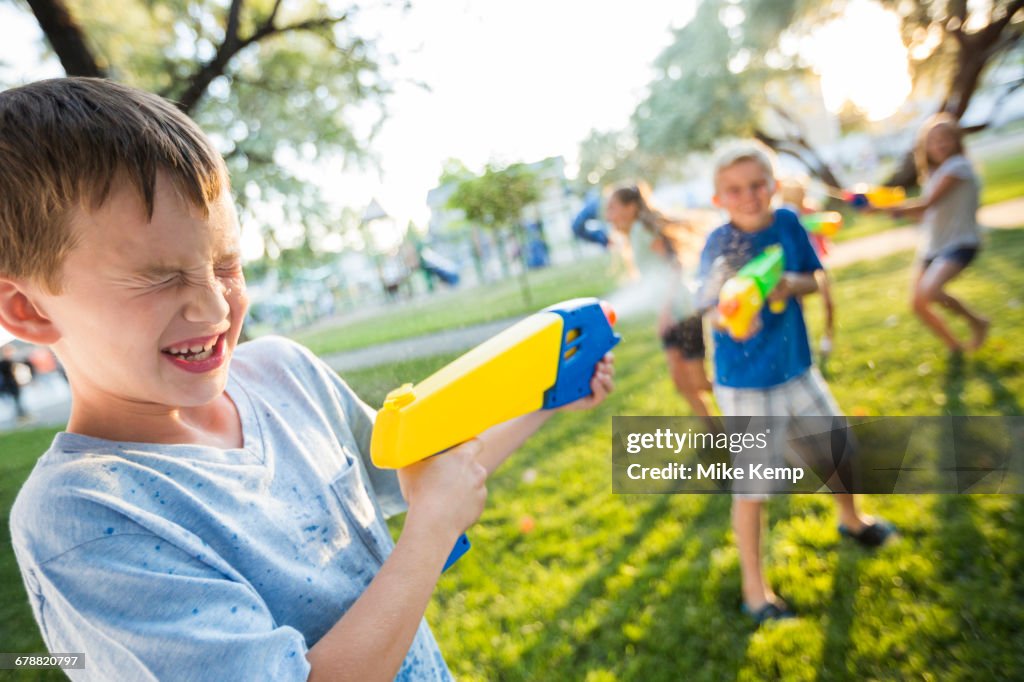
[25,0,105,78]
[171,1,349,114]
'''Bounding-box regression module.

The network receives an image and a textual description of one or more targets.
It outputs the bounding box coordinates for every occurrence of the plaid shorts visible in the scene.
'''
[713,368,854,500]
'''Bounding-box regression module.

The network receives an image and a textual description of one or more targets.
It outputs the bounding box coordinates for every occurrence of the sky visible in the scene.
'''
[0,0,915,260]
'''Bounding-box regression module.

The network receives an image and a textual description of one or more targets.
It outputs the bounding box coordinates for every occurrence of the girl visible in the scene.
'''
[605,184,715,420]
[888,114,989,352]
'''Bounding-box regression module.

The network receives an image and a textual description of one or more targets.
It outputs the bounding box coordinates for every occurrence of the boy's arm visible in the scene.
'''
[768,272,819,303]
[475,354,615,476]
[308,441,487,682]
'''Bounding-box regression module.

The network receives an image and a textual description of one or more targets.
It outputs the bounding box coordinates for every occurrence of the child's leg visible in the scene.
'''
[911,263,966,351]
[833,494,869,533]
[733,498,773,608]
[918,258,989,350]
[664,348,713,419]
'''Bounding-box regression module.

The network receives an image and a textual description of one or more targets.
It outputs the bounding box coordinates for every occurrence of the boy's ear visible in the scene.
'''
[0,278,61,346]
[711,194,722,208]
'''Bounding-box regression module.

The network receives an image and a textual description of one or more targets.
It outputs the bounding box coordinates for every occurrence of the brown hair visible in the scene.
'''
[0,77,228,294]
[609,183,699,266]
[914,113,965,184]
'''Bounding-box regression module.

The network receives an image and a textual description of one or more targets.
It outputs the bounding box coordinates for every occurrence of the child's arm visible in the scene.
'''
[883,175,961,220]
[307,440,486,681]
[475,354,615,476]
[768,272,819,303]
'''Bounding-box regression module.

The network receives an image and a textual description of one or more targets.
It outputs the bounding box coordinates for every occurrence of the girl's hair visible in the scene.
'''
[609,183,699,265]
[914,113,965,184]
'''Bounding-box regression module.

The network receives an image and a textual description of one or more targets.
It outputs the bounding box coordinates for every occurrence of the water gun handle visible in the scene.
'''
[443,533,471,572]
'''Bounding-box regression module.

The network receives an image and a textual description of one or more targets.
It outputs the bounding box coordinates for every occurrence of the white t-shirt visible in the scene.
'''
[920,154,981,259]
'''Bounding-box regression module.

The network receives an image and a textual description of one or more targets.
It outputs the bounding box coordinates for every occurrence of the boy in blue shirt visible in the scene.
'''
[0,78,614,680]
[699,143,892,625]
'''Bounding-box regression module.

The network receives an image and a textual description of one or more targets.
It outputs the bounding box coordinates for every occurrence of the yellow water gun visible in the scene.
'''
[717,245,786,340]
[843,184,906,209]
[370,297,620,570]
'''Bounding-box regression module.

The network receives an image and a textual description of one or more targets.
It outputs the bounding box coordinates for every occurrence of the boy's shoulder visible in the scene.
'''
[232,333,317,370]
[10,437,141,567]
[702,222,736,253]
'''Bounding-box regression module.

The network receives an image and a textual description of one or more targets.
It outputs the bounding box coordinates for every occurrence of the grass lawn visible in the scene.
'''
[1,229,1022,680]
[289,256,617,357]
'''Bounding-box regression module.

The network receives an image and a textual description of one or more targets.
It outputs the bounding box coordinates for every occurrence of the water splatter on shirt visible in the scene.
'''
[10,336,450,681]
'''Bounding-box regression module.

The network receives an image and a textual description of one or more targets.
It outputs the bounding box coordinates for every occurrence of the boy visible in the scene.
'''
[699,143,892,625]
[0,78,614,680]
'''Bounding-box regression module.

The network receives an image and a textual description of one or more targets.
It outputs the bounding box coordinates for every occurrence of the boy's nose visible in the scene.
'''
[183,276,231,324]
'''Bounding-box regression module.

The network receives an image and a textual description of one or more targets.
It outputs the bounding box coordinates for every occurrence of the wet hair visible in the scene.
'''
[0,77,228,294]
[914,113,965,184]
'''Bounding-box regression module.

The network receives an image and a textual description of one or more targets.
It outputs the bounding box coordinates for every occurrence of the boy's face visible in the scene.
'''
[37,171,248,416]
[714,159,776,231]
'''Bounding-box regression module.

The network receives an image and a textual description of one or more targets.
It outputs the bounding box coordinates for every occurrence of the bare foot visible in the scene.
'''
[967,317,990,352]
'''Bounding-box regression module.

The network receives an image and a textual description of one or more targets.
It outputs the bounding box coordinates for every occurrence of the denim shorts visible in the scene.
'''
[923,245,979,271]
[661,315,706,360]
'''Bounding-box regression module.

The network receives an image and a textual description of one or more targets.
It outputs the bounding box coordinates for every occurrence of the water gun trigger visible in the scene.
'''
[768,299,786,314]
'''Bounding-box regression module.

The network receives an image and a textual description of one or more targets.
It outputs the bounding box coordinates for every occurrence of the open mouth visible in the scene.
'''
[160,333,226,364]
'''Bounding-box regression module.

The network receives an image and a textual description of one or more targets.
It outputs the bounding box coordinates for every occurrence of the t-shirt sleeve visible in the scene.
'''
[939,155,975,181]
[784,213,823,273]
[32,533,310,682]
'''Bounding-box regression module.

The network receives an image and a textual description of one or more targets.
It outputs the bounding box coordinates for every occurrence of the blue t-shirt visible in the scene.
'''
[10,336,451,681]
[698,208,822,388]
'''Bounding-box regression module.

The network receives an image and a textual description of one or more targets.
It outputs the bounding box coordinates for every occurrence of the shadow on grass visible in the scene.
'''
[973,359,1024,415]
[817,547,863,681]
[943,351,968,414]
[927,494,1024,675]
[512,494,738,681]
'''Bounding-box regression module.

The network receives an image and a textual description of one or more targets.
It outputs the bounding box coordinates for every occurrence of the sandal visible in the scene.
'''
[839,520,895,548]
[741,599,796,626]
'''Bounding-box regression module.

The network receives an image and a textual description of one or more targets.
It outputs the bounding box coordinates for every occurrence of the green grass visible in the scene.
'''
[2,230,1023,679]
[0,429,67,682]
[979,154,1024,206]
[288,257,616,357]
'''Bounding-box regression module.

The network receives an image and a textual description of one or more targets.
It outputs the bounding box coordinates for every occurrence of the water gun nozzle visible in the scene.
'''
[600,300,617,327]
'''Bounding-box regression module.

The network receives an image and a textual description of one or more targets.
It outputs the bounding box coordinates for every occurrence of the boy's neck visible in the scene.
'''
[66,390,243,449]
[729,210,774,233]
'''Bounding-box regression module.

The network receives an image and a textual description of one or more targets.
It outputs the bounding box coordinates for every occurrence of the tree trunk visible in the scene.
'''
[26,0,105,78]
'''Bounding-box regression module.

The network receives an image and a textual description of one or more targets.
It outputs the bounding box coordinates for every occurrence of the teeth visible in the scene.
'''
[165,336,218,356]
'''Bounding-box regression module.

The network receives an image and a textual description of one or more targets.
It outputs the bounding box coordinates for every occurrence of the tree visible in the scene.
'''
[445,162,541,303]
[632,0,844,188]
[630,0,1023,189]
[13,0,393,258]
[874,0,1024,184]
[575,128,667,191]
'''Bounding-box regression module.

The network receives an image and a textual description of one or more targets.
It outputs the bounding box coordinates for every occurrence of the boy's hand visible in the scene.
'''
[398,439,487,542]
[556,353,615,412]
[767,274,795,304]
